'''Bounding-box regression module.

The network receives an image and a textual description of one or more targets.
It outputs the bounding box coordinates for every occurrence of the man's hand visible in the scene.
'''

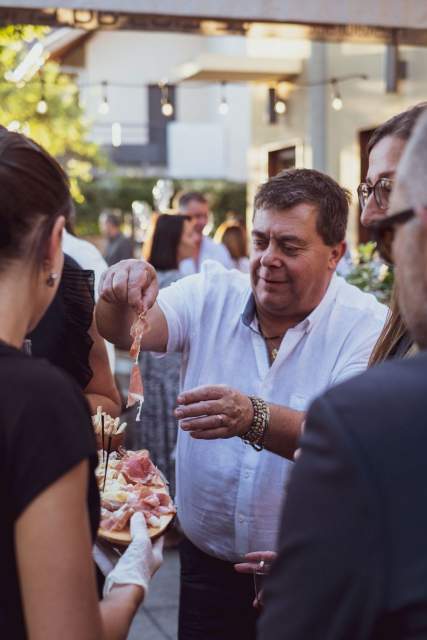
[234,551,277,575]
[174,384,254,440]
[99,259,159,314]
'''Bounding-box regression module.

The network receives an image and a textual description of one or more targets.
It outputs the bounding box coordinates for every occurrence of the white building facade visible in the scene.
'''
[51,25,427,245]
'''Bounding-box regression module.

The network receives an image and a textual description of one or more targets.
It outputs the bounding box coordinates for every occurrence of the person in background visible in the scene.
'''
[358,102,426,363]
[177,191,233,275]
[214,220,249,272]
[136,213,196,495]
[63,209,115,373]
[99,211,134,266]
[96,169,387,640]
[64,208,109,300]
[0,127,162,640]
[259,109,427,640]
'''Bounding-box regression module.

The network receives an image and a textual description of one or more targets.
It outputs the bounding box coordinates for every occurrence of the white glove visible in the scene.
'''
[103,512,164,598]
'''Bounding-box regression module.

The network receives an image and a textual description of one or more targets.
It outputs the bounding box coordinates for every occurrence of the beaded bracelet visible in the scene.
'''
[240,396,270,451]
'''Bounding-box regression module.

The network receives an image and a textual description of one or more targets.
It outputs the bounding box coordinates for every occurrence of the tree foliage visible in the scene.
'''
[0,24,100,202]
[346,242,394,304]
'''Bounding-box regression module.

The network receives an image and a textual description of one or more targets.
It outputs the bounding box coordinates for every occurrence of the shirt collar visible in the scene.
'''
[240,273,340,334]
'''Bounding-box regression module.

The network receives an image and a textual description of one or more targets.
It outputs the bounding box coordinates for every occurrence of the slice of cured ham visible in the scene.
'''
[129,313,148,360]
[126,364,144,408]
[121,450,163,486]
[101,503,133,532]
[127,313,148,420]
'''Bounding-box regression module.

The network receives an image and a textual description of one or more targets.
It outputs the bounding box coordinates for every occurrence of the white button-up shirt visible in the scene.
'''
[157,262,388,561]
[179,235,234,275]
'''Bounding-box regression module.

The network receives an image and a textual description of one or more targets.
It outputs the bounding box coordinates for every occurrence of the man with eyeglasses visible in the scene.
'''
[357,103,426,364]
[259,110,427,640]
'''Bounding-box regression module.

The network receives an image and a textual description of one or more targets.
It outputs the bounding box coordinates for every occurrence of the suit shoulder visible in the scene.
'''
[317,353,427,439]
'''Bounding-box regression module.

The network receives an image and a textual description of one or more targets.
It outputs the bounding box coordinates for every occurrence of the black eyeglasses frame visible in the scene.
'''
[357,177,394,211]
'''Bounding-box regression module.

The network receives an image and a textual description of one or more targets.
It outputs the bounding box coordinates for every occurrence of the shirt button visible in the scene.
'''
[238,515,245,524]
[244,471,251,479]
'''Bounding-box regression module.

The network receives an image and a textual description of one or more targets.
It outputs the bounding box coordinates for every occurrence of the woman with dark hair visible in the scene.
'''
[138,214,196,494]
[0,128,162,639]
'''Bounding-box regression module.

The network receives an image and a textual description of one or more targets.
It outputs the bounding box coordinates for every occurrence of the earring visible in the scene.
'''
[46,272,59,287]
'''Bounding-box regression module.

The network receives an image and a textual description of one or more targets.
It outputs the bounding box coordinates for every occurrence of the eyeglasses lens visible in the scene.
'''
[375,179,393,210]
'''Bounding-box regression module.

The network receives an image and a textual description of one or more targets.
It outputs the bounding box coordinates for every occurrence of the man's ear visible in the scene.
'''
[328,241,346,271]
[416,206,427,227]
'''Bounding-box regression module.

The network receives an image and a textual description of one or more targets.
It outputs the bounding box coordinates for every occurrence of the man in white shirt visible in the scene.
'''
[178,191,234,275]
[96,169,387,640]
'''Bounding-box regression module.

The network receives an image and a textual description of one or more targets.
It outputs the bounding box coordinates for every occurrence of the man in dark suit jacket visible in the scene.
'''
[259,111,427,639]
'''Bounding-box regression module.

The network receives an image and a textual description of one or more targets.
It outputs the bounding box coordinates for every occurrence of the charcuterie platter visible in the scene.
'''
[95,448,176,546]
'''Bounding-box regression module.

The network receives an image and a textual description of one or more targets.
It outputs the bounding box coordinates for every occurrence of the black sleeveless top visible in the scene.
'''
[29,254,94,388]
[0,341,100,639]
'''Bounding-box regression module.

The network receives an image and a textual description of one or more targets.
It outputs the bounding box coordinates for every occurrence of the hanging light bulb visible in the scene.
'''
[36,77,48,114]
[218,81,229,115]
[274,99,287,115]
[159,81,174,118]
[331,80,343,111]
[111,122,122,147]
[161,101,174,117]
[36,97,48,114]
[98,81,110,115]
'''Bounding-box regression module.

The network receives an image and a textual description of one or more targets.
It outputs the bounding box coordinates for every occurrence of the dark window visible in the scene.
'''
[268,145,296,177]
[148,84,176,165]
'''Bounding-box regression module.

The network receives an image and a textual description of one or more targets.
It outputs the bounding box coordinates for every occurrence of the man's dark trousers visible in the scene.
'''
[178,537,259,640]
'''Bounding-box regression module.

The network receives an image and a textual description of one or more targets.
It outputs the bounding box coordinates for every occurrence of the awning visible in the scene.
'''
[174,54,302,83]
[0,1,427,44]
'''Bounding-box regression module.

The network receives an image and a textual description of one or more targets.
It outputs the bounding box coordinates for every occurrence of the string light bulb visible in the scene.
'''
[98,81,110,115]
[161,101,174,117]
[159,81,174,118]
[331,80,343,111]
[274,99,287,115]
[111,122,122,147]
[218,81,229,115]
[36,76,48,114]
[36,97,48,114]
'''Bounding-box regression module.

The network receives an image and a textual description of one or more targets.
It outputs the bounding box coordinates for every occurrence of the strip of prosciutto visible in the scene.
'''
[127,313,148,419]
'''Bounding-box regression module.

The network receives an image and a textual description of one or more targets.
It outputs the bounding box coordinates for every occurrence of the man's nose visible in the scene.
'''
[260,244,282,267]
[360,195,387,228]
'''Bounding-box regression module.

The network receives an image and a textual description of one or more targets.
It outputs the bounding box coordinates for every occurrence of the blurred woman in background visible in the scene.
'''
[137,214,196,495]
[214,220,249,272]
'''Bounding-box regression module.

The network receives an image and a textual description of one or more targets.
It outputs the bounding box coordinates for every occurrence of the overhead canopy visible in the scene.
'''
[174,54,302,83]
[1,1,427,44]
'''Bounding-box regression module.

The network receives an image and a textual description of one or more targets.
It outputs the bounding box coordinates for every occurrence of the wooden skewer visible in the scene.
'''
[101,413,105,463]
[103,432,113,493]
